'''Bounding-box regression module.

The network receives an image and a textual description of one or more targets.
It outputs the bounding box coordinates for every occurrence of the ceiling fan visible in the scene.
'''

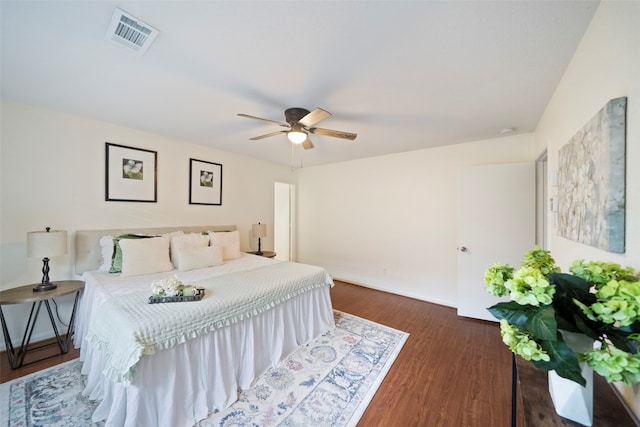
[237,107,357,150]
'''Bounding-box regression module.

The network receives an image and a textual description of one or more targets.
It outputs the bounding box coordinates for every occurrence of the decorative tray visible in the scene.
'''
[148,288,205,304]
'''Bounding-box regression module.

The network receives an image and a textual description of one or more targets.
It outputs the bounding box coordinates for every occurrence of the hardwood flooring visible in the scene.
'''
[0,335,80,383]
[1,280,515,425]
[330,280,514,426]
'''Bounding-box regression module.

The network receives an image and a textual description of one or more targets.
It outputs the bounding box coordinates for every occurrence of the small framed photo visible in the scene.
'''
[189,158,222,205]
[105,142,157,202]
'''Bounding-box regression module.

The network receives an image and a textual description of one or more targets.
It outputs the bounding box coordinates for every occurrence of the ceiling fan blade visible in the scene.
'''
[249,130,287,140]
[298,108,331,127]
[302,137,314,150]
[237,113,289,127]
[308,127,357,140]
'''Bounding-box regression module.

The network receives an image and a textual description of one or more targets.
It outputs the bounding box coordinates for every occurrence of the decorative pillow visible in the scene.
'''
[98,235,114,272]
[178,246,223,271]
[109,234,156,273]
[209,230,242,260]
[119,235,173,277]
[170,233,210,268]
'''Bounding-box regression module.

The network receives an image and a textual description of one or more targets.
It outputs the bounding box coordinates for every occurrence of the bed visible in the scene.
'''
[73,225,335,427]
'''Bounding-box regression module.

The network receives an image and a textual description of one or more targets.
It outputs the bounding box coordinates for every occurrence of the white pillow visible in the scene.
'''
[98,235,114,272]
[119,235,173,277]
[209,230,242,260]
[170,233,209,269]
[178,246,223,271]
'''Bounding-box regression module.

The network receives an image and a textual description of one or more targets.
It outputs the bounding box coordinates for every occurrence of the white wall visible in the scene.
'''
[534,1,640,417]
[0,99,295,347]
[297,134,536,307]
[2,1,637,413]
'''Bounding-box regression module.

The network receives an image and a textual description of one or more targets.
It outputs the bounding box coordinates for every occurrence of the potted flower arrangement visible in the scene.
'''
[484,246,640,387]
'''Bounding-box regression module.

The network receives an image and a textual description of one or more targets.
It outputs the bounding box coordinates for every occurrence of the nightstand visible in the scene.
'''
[0,280,84,369]
[247,251,276,258]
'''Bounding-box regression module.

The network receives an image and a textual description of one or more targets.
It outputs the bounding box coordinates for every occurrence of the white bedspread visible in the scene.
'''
[75,253,276,351]
[75,254,336,427]
[86,262,333,384]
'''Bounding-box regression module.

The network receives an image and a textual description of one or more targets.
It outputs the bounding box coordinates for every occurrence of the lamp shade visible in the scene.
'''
[252,223,267,238]
[287,130,307,144]
[27,228,68,259]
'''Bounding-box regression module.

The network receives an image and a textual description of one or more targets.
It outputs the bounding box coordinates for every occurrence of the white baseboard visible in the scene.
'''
[332,276,456,309]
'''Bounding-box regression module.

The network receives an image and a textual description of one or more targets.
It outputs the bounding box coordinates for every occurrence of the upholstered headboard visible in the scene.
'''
[74,225,237,275]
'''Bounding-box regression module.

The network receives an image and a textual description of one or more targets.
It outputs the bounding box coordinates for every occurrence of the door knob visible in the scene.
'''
[458,246,468,252]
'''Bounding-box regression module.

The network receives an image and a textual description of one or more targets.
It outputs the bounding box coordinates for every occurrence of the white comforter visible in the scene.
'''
[75,253,276,351]
[85,261,333,384]
[75,254,336,427]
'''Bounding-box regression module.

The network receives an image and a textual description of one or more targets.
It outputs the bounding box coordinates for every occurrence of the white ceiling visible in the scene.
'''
[1,1,599,167]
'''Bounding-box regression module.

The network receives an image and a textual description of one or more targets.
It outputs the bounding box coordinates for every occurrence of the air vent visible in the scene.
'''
[105,8,159,54]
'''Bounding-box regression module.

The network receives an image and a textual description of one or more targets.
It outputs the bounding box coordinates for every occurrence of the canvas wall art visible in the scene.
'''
[557,97,627,253]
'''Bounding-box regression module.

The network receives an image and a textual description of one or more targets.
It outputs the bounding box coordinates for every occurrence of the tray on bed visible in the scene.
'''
[148,288,205,304]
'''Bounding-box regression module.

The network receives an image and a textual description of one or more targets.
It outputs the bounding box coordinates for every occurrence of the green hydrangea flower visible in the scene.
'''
[570,260,638,289]
[505,266,555,306]
[484,262,514,297]
[521,246,560,275]
[500,320,550,362]
[593,280,640,326]
[575,279,640,327]
[584,345,640,385]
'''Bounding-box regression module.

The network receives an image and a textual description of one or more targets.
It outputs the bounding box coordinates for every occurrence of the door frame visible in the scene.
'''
[274,182,296,261]
[536,150,549,249]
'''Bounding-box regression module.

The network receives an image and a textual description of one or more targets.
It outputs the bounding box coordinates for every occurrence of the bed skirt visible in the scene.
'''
[79,286,334,427]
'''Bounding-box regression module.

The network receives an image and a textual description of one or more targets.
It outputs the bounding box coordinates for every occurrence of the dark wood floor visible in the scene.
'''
[330,280,514,426]
[0,335,80,383]
[1,281,515,425]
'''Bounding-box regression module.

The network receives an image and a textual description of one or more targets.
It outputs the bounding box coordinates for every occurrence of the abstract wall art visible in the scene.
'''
[557,97,627,253]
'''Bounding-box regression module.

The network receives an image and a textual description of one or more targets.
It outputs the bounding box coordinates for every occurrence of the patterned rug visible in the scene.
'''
[1,310,408,427]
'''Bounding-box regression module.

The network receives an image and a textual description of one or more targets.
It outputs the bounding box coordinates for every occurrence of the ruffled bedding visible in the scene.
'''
[74,254,336,427]
[85,261,333,384]
[75,253,276,351]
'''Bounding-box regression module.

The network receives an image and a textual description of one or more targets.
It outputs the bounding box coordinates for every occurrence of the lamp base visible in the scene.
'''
[256,237,263,256]
[33,282,57,292]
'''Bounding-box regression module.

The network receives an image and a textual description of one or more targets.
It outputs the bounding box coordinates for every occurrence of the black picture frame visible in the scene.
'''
[189,158,222,205]
[105,142,158,202]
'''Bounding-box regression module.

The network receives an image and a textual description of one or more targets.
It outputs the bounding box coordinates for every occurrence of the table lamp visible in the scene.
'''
[27,227,68,292]
[252,223,267,256]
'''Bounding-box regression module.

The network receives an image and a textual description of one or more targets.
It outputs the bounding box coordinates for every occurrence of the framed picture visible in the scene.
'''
[105,142,157,202]
[189,158,222,205]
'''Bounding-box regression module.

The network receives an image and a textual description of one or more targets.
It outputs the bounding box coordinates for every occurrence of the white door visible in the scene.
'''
[274,182,295,261]
[457,162,535,321]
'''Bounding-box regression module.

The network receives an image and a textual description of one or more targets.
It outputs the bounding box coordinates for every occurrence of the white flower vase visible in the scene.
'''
[548,331,594,426]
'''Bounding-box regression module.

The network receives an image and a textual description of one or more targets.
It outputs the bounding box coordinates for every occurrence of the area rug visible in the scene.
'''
[1,310,408,427]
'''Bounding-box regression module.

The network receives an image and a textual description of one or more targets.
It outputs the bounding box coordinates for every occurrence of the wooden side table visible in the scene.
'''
[516,357,637,426]
[0,280,84,369]
[247,251,276,258]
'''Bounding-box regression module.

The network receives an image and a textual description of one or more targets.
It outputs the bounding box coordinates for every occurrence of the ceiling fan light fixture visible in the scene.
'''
[287,130,307,144]
[238,107,357,149]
